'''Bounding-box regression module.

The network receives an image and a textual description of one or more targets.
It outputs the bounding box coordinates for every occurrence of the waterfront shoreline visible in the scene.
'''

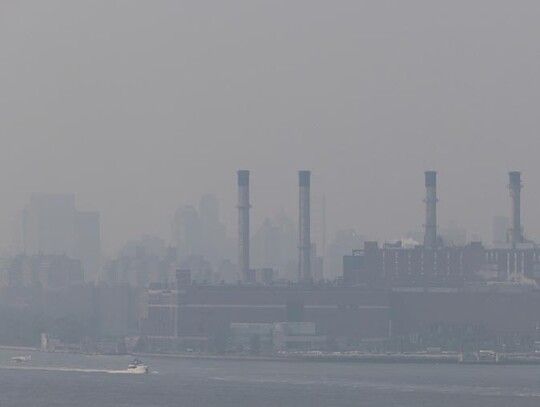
[5,346,540,366]
[133,352,288,362]
[132,351,540,365]
[0,345,37,352]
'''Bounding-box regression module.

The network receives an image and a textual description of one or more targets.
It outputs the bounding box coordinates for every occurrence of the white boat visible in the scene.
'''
[12,355,31,363]
[126,358,149,374]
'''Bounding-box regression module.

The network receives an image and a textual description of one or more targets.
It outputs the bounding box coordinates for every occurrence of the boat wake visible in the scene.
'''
[0,365,156,375]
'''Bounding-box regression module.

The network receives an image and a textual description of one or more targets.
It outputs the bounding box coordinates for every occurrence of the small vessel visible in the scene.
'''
[126,358,149,374]
[11,355,31,363]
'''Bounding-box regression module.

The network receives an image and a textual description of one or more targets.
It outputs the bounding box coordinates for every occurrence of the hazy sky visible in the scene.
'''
[2,1,540,254]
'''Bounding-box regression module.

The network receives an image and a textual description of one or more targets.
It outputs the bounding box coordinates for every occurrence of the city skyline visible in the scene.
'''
[2,169,527,258]
[4,2,540,405]
[3,2,540,254]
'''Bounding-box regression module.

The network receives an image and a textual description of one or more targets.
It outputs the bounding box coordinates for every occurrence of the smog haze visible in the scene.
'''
[2,1,540,253]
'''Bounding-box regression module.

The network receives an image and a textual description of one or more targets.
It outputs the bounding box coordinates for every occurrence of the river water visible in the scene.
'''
[1,350,540,406]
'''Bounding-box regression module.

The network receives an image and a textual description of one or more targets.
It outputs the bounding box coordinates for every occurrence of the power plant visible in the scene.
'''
[232,169,540,287]
[137,169,540,355]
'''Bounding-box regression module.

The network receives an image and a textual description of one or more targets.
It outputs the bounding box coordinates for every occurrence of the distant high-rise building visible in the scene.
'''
[172,196,227,274]
[440,221,467,246]
[423,171,438,249]
[74,212,101,282]
[199,194,219,223]
[298,170,311,282]
[252,218,280,269]
[23,194,77,257]
[22,194,101,282]
[327,229,365,278]
[508,172,524,246]
[107,235,174,287]
[199,194,226,266]
[492,216,510,244]
[251,210,296,280]
[311,244,324,282]
[172,205,202,259]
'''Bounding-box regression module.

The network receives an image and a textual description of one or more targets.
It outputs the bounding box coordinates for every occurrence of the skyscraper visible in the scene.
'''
[172,205,202,260]
[74,211,101,282]
[492,216,510,245]
[23,194,77,257]
[22,194,101,282]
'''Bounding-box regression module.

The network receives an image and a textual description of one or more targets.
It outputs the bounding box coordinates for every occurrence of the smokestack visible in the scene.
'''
[423,171,437,249]
[237,170,250,282]
[298,170,311,282]
[508,171,523,247]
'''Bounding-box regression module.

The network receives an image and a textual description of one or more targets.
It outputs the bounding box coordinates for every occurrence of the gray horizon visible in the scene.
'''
[2,0,540,255]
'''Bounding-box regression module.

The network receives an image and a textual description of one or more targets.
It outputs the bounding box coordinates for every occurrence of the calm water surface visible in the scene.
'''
[1,350,540,406]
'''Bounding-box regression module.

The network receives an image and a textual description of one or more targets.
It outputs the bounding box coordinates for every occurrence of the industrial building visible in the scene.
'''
[138,169,540,354]
[139,271,540,354]
[344,171,540,287]
[139,270,390,353]
[343,241,485,287]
